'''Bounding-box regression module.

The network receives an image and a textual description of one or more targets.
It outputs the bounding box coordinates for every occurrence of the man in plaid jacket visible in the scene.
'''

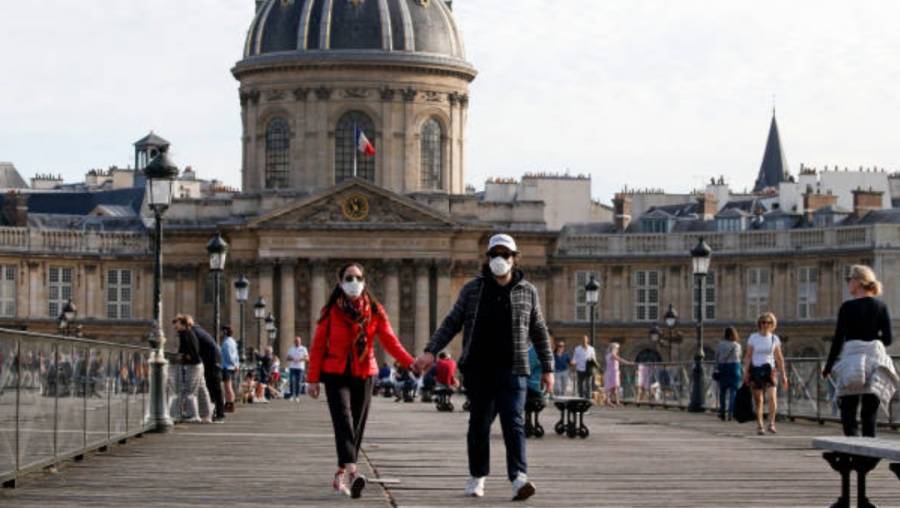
[414,234,554,502]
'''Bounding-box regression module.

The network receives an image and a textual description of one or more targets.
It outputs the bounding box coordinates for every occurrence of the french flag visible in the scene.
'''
[356,126,376,157]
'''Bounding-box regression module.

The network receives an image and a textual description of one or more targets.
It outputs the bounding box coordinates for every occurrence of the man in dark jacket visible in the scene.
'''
[190,317,225,423]
[414,234,554,502]
[173,315,205,422]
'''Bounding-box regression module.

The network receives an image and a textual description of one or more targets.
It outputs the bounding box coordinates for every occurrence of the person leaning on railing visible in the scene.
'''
[822,265,896,438]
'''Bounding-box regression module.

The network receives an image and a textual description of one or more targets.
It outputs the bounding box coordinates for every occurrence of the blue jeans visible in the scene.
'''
[289,368,305,397]
[465,370,527,481]
[717,362,742,417]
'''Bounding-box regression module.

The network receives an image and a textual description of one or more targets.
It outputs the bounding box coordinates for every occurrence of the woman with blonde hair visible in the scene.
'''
[604,343,633,406]
[743,312,787,435]
[823,265,895,437]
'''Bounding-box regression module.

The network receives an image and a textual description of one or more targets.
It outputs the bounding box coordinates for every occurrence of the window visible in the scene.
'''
[693,271,716,321]
[574,271,599,321]
[716,218,743,232]
[797,266,818,319]
[335,111,375,184]
[747,267,770,320]
[107,269,132,320]
[0,265,15,318]
[48,266,73,318]
[641,219,669,233]
[634,270,661,322]
[420,118,444,190]
[265,117,291,189]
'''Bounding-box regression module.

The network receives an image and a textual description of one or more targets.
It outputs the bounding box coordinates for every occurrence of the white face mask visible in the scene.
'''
[342,280,365,298]
[489,256,512,277]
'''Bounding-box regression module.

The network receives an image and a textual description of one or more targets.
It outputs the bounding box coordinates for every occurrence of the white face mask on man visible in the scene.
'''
[342,279,365,298]
[489,256,512,277]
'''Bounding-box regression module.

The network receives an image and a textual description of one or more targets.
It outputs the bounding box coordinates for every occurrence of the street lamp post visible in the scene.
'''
[584,275,600,349]
[144,152,178,432]
[206,232,229,344]
[234,275,249,361]
[267,326,278,345]
[664,304,679,361]
[688,237,712,413]
[648,323,661,355]
[264,312,276,349]
[253,297,267,356]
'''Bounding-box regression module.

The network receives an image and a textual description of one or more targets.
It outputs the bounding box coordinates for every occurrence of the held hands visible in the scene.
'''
[412,352,435,375]
[541,372,554,394]
[307,383,320,399]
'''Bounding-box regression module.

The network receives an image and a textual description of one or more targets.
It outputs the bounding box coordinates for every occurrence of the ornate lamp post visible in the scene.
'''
[688,237,712,413]
[144,151,178,432]
[234,275,250,361]
[584,275,600,349]
[267,326,278,345]
[648,323,661,353]
[253,297,267,355]
[664,304,679,361]
[206,232,229,344]
[264,312,276,347]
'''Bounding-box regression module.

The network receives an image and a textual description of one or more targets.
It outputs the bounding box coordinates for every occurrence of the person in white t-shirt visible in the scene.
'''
[743,312,788,435]
[571,335,597,399]
[287,336,310,401]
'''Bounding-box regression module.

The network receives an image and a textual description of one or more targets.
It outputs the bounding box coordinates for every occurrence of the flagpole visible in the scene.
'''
[353,122,358,178]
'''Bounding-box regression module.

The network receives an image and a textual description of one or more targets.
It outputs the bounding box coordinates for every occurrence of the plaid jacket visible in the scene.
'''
[425,272,554,376]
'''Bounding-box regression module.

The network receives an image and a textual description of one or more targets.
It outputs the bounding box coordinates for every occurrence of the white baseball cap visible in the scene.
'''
[487,234,518,254]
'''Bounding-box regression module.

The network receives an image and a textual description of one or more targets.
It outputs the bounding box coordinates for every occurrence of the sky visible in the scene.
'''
[1,0,899,204]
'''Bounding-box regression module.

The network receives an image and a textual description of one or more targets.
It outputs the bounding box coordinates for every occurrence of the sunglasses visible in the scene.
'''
[488,251,513,260]
[343,275,364,283]
[758,320,774,325]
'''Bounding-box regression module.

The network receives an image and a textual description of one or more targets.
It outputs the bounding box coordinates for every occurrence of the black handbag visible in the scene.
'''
[733,384,755,423]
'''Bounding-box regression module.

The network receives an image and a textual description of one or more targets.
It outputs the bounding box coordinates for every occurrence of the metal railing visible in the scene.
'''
[613,357,900,427]
[0,329,154,488]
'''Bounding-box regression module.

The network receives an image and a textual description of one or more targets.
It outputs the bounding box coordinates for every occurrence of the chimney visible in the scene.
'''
[803,190,838,222]
[2,191,28,227]
[852,188,883,218]
[613,193,632,232]
[696,193,718,221]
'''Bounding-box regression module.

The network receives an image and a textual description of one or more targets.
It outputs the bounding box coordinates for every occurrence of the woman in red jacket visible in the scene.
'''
[307,263,414,498]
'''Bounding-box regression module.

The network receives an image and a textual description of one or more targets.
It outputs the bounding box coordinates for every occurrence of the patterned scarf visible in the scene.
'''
[340,295,371,364]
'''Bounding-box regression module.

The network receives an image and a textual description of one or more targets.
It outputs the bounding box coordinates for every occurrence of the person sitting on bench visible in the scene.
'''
[435,351,460,390]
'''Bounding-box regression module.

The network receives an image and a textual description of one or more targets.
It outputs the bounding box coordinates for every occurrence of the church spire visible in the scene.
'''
[753,111,789,192]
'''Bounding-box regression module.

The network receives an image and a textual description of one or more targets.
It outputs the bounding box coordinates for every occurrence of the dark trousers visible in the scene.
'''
[289,368,305,397]
[465,370,527,481]
[323,374,374,468]
[840,394,880,437]
[576,370,592,399]
[203,366,225,419]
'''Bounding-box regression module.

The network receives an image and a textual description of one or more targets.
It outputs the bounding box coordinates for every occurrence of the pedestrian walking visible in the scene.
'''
[714,327,743,421]
[255,346,273,403]
[552,340,571,397]
[414,233,554,502]
[170,315,209,423]
[823,265,897,437]
[572,335,597,399]
[221,326,239,413]
[743,312,788,435]
[192,318,225,423]
[604,342,633,406]
[287,336,309,400]
[307,262,414,499]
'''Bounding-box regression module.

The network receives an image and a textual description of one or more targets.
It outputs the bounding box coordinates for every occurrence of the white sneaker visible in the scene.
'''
[333,469,350,497]
[511,472,535,501]
[464,476,485,497]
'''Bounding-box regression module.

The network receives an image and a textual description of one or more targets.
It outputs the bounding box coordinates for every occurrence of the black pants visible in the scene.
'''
[203,366,225,419]
[576,371,593,399]
[323,374,374,468]
[465,369,528,481]
[840,394,880,437]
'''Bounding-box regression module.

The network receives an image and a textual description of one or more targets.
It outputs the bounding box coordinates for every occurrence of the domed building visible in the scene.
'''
[234,0,476,194]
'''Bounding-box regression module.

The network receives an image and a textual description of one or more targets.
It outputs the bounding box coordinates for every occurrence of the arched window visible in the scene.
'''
[265,117,290,189]
[335,111,375,183]
[420,118,443,190]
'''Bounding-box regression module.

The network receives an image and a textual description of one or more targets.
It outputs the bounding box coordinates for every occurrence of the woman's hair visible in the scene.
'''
[756,312,777,330]
[222,325,233,336]
[318,262,383,323]
[607,342,620,354]
[849,264,883,296]
[724,326,740,342]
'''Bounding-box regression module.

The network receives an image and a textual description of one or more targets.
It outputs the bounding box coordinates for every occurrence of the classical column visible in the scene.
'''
[257,261,275,351]
[435,260,453,330]
[279,260,297,361]
[383,261,401,363]
[414,260,431,355]
[309,261,328,340]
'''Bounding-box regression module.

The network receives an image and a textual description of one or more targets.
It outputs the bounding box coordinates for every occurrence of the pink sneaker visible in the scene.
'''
[333,469,350,496]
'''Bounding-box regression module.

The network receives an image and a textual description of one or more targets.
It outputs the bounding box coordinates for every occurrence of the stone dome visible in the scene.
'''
[240,0,473,76]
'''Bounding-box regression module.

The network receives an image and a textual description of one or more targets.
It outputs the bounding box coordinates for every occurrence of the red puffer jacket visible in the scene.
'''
[307,297,414,383]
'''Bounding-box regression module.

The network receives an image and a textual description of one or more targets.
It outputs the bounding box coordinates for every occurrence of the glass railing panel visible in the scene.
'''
[110,350,128,437]
[0,336,17,477]
[85,348,111,448]
[56,344,87,458]
[17,338,55,469]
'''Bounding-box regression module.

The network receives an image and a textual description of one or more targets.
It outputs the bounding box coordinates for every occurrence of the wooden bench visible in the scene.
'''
[553,397,592,439]
[812,437,900,508]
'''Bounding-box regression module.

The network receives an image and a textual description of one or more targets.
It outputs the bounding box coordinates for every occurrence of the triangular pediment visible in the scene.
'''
[248,179,458,229]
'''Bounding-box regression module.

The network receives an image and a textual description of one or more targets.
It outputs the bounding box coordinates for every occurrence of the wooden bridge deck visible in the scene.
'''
[3,394,900,507]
